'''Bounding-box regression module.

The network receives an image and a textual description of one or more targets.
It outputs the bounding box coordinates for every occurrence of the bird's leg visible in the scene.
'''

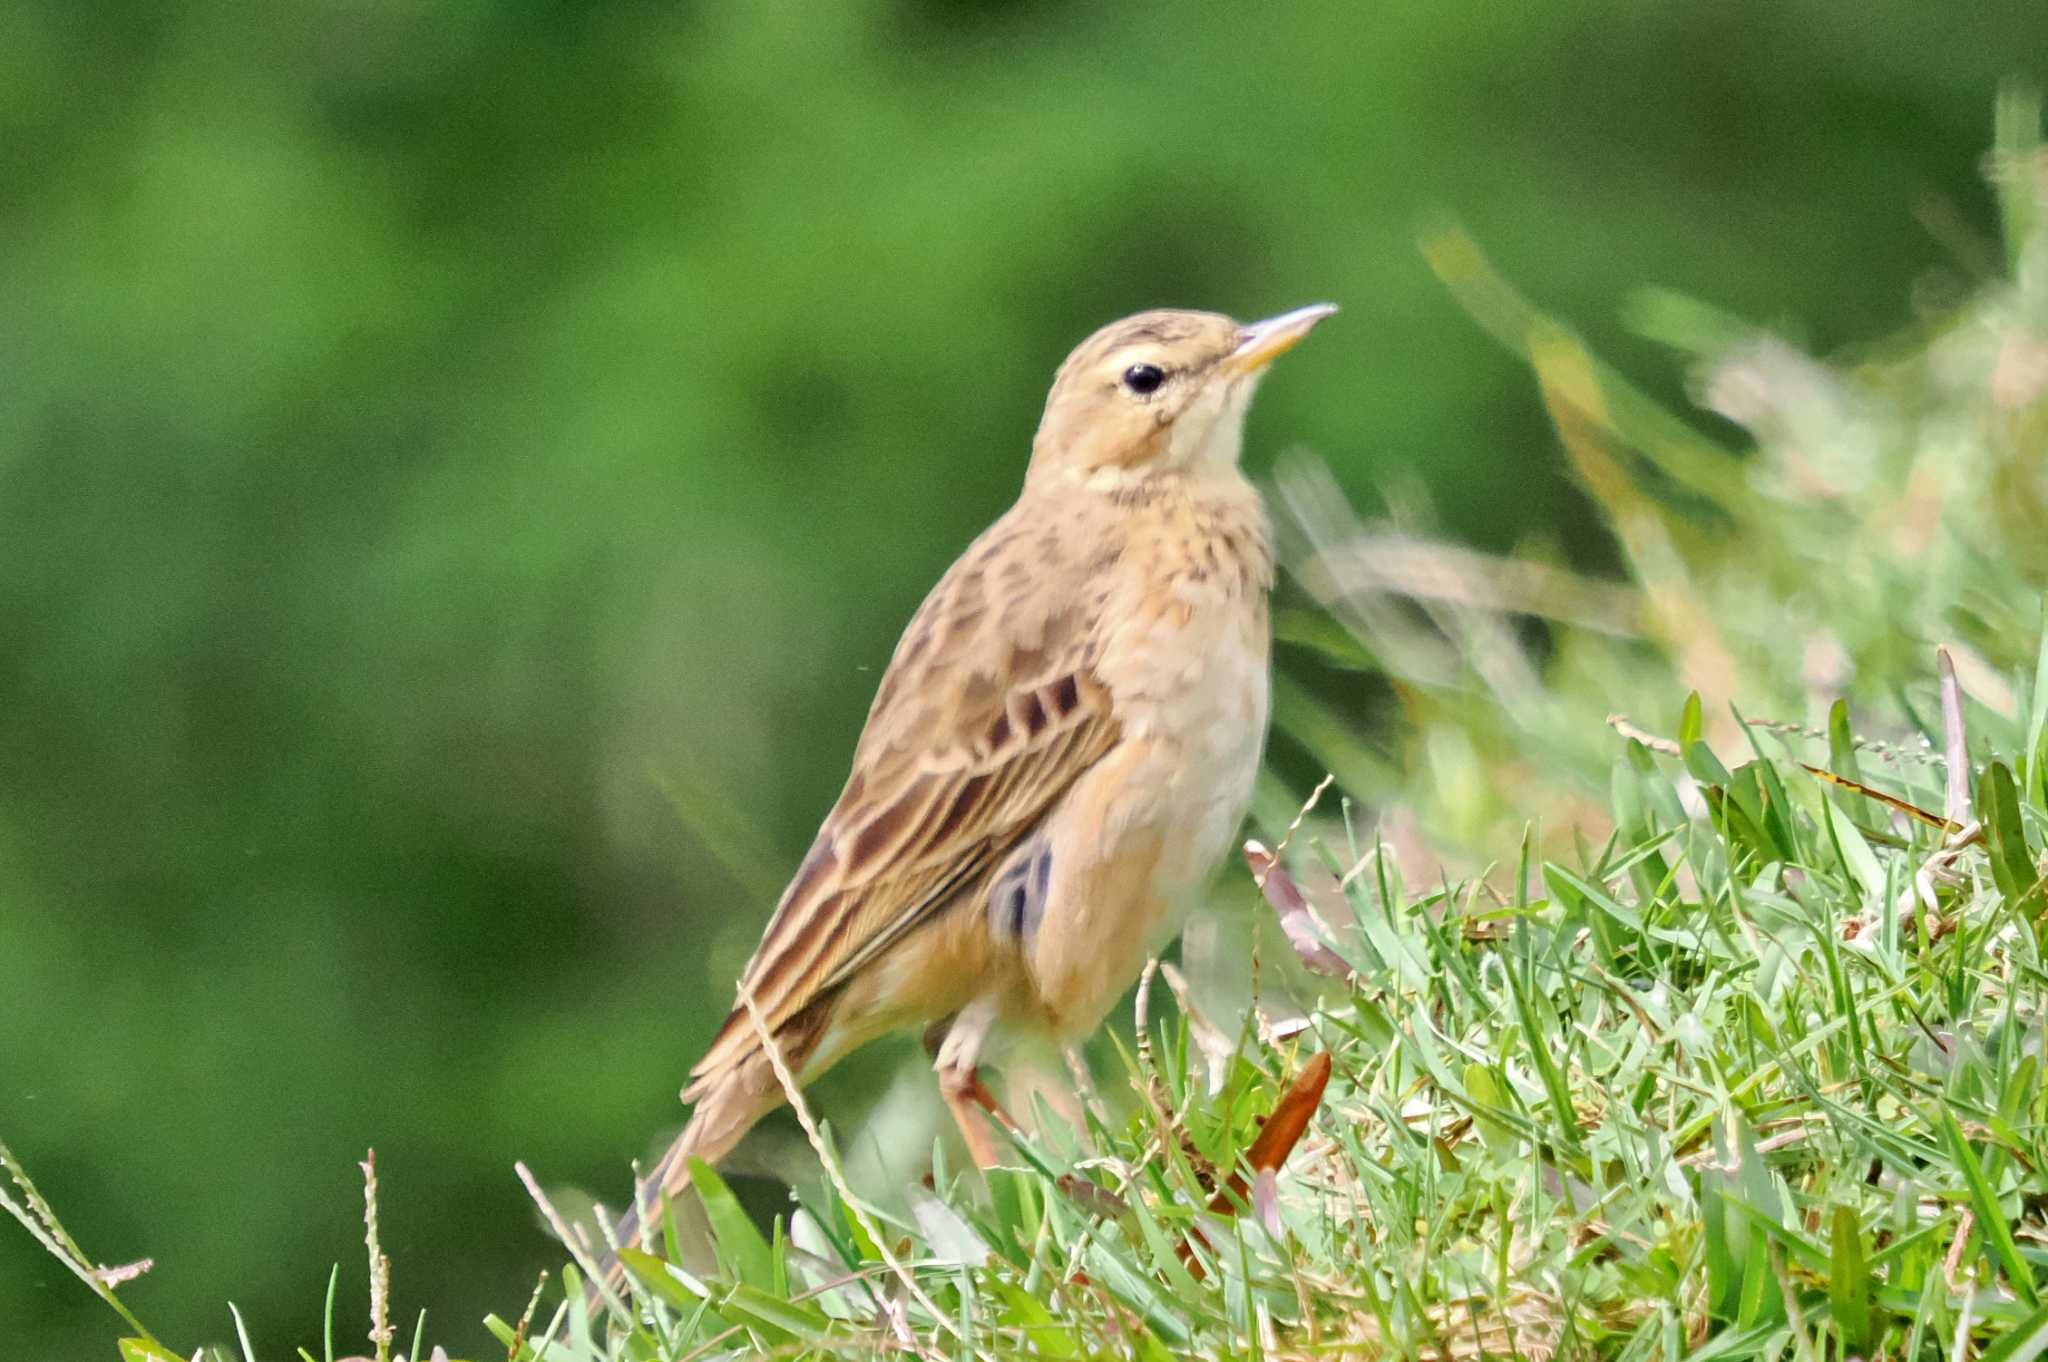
[930,997,1008,1169]
[958,1069,1021,1129]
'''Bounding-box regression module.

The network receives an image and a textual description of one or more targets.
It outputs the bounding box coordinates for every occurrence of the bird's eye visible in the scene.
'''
[1121,363,1166,396]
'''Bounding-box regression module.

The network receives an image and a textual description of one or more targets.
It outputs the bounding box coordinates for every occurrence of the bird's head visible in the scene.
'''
[1026,303,1335,488]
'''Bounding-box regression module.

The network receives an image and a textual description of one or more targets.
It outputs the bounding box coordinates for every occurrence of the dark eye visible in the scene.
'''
[1121,363,1165,396]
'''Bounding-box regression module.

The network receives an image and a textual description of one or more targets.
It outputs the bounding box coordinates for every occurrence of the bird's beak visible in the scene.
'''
[1224,302,1338,376]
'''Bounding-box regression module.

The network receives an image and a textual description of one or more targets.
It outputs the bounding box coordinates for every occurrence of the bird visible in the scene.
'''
[607,301,1335,1272]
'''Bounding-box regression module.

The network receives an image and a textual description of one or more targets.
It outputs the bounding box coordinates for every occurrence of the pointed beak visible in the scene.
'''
[1223,302,1338,376]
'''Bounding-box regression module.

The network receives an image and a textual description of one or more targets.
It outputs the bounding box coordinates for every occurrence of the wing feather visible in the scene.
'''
[689,506,1121,1087]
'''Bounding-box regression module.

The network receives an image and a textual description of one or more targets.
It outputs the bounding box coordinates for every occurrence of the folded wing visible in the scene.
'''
[686,510,1121,1093]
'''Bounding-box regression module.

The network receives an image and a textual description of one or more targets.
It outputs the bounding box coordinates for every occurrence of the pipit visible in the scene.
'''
[611,302,1334,1261]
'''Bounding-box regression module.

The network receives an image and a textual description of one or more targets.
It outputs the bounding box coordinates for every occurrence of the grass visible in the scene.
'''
[9,85,2048,1362]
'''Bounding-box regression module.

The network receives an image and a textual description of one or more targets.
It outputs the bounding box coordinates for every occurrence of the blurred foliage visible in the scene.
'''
[1273,82,2048,874]
[2,1,2044,1356]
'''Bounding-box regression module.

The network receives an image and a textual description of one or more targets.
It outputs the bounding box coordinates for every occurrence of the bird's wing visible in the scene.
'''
[688,505,1121,1086]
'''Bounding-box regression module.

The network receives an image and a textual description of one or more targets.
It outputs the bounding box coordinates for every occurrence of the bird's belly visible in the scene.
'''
[1106,583,1270,884]
[1019,588,1269,1035]
[1120,652,1267,894]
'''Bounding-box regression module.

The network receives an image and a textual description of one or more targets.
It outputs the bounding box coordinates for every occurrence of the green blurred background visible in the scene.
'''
[3,1,2042,1354]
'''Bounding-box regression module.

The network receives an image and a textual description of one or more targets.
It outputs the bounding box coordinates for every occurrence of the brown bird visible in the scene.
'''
[610,302,1334,1265]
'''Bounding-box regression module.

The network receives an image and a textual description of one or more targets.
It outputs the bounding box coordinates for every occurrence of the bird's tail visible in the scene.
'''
[592,1052,785,1309]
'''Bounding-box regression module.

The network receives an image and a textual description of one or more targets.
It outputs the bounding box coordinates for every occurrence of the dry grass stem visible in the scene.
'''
[733,978,957,1359]
[360,1150,393,1362]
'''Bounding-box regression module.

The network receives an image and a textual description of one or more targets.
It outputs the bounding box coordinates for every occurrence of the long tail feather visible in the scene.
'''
[592,1055,783,1309]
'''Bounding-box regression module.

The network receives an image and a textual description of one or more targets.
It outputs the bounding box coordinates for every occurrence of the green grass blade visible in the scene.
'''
[686,1156,776,1292]
[1942,1106,2040,1306]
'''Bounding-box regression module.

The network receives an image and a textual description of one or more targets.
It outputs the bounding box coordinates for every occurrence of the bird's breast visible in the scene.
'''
[1003,485,1273,1037]
[1090,497,1273,892]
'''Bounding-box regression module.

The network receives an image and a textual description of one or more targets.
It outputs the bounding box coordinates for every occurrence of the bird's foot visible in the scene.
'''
[938,1064,1007,1169]
[930,996,1015,1169]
